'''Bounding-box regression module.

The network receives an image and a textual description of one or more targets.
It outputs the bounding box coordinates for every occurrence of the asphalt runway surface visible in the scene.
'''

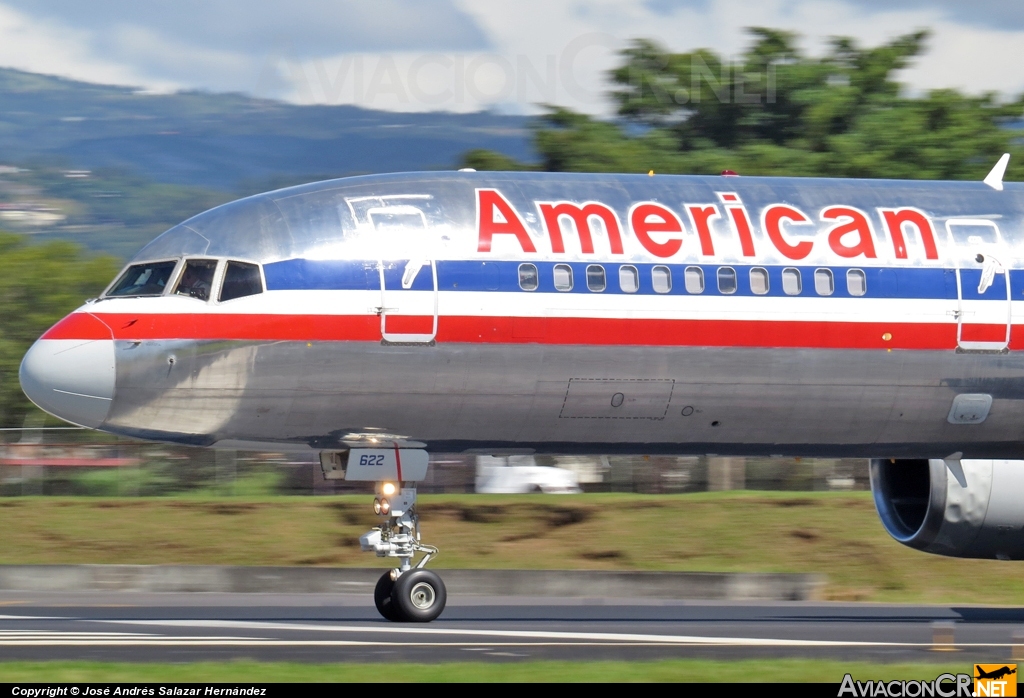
[0,591,1022,663]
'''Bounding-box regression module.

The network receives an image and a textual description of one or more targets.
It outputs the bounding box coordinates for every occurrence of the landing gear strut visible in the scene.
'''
[320,448,443,622]
[360,482,446,622]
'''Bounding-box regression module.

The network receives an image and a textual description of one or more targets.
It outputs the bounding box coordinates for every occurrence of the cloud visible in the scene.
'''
[1,1,491,55]
[645,0,1024,31]
[839,0,1024,32]
[0,4,171,89]
[0,0,1022,114]
[0,0,490,97]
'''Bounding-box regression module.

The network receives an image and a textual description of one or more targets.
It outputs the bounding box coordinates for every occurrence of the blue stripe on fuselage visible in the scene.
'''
[264,258,380,291]
[263,258,1019,301]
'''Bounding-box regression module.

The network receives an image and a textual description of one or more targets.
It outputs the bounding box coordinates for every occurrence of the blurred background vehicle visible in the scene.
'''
[474,455,582,494]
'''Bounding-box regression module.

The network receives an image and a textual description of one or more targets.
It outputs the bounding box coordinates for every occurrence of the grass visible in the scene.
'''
[0,659,976,683]
[1,491,1023,603]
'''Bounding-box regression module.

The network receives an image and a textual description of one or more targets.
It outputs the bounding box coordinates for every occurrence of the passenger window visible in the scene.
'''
[586,265,606,292]
[717,267,737,294]
[518,263,539,291]
[219,261,263,302]
[782,268,802,296]
[174,259,218,301]
[750,268,769,295]
[847,269,867,296]
[814,269,834,296]
[553,264,573,291]
[107,260,178,297]
[684,266,703,294]
[652,265,672,294]
[619,265,639,293]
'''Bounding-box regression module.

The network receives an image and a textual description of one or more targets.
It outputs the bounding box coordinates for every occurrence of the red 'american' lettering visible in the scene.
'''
[881,208,939,260]
[538,201,624,255]
[823,206,877,259]
[474,188,941,263]
[762,204,814,260]
[476,189,536,253]
[684,204,720,256]
[717,193,757,257]
[629,203,684,258]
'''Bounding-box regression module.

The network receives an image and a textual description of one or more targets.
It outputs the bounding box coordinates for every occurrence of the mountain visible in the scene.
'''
[0,68,536,258]
[0,68,535,191]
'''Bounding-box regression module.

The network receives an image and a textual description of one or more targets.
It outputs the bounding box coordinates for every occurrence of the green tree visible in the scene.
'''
[0,234,119,427]
[464,29,1024,182]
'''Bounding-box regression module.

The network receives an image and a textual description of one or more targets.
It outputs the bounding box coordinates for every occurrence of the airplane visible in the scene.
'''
[18,154,1024,621]
[976,666,1017,681]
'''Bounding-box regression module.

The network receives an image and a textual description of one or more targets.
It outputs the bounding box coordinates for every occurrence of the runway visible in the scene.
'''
[0,591,1021,664]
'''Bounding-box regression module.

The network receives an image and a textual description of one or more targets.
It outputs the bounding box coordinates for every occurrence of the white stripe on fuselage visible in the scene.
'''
[88,290,964,327]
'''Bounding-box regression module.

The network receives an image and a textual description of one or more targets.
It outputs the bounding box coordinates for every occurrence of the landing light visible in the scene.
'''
[373,498,382,515]
[380,498,391,515]
[382,482,397,496]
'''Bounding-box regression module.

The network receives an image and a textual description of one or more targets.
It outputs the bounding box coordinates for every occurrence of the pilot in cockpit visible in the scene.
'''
[175,259,216,301]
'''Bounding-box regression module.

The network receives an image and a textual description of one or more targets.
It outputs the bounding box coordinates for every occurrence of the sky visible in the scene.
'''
[0,0,1022,115]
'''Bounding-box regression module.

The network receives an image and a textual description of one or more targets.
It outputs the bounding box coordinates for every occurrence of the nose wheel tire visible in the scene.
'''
[360,484,444,622]
[374,571,400,622]
[390,569,447,622]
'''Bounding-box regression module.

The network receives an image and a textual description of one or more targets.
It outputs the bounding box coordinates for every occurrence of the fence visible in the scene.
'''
[0,429,870,496]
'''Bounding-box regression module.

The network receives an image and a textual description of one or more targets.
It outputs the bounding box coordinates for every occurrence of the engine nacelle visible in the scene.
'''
[870,458,1024,560]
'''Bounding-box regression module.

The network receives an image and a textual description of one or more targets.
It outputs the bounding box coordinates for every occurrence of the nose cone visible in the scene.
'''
[20,312,115,428]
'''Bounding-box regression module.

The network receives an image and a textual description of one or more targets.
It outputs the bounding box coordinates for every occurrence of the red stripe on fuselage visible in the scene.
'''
[960,324,1010,343]
[384,315,434,335]
[35,311,977,350]
[40,312,112,340]
[69,313,382,342]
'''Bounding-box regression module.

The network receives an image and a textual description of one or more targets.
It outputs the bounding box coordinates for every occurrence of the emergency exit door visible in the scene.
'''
[946,219,1011,351]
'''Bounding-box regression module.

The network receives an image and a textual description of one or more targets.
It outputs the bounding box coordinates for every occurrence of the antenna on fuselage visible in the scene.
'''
[984,153,1010,191]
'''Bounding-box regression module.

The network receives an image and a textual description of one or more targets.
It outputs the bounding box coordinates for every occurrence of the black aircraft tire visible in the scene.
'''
[391,569,447,623]
[374,571,402,622]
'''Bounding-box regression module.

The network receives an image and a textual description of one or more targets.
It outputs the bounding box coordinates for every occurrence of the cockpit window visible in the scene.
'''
[219,261,263,302]
[106,261,178,297]
[174,259,217,301]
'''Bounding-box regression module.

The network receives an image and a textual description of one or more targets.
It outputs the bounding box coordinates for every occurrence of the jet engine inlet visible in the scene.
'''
[871,458,935,539]
[870,458,1024,560]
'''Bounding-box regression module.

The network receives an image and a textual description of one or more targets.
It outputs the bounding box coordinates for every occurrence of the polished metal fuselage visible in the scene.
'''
[43,172,1024,456]
[105,339,1024,457]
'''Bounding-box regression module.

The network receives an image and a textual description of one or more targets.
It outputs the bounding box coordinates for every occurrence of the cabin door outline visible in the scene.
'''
[369,204,438,344]
[946,218,1011,351]
[343,194,439,344]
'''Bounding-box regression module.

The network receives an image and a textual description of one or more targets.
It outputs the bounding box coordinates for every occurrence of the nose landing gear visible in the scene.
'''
[360,483,446,622]
[320,448,444,622]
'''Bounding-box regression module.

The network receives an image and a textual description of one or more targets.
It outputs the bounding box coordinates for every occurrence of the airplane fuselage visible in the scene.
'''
[20,171,1024,458]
